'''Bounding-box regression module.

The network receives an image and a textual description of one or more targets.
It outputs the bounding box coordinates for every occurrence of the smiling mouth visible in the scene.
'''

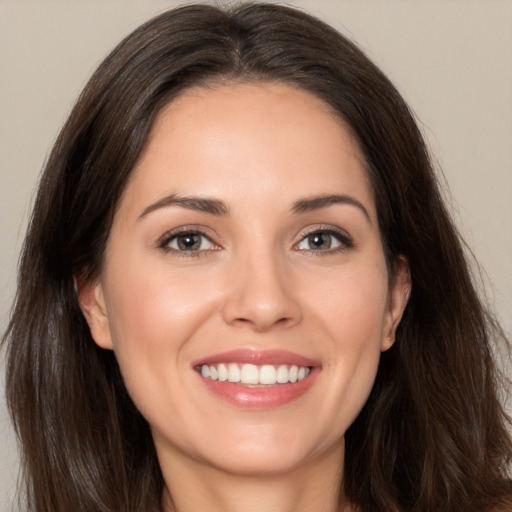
[197,363,312,386]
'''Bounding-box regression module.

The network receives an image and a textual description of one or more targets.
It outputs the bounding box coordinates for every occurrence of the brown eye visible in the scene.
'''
[177,233,201,250]
[164,231,215,252]
[306,232,333,250]
[296,229,352,252]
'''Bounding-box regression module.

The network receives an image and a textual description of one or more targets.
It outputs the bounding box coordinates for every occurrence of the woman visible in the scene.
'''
[3,3,511,511]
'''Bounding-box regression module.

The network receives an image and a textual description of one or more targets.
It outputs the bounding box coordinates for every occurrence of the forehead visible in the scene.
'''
[122,82,375,220]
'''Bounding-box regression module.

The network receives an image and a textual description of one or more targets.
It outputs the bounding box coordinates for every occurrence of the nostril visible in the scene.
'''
[228,314,297,332]
[220,268,303,330]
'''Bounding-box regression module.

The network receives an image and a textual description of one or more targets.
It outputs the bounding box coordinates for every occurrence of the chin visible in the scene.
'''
[195,426,343,477]
[208,450,316,477]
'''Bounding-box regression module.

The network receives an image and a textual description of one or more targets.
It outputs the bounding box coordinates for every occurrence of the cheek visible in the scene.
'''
[105,256,212,344]
[330,266,389,364]
[309,258,389,341]
[101,256,218,397]
[306,263,389,423]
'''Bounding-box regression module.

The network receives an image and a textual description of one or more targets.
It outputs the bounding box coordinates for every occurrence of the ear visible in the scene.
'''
[381,255,411,351]
[75,274,114,350]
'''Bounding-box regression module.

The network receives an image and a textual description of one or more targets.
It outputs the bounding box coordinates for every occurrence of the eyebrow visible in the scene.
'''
[138,193,370,222]
[138,194,230,219]
[291,194,371,222]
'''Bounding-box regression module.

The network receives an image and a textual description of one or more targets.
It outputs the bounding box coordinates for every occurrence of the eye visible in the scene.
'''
[161,230,216,252]
[295,229,352,252]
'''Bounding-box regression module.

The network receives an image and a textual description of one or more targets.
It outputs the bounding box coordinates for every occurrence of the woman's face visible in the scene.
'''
[81,82,408,477]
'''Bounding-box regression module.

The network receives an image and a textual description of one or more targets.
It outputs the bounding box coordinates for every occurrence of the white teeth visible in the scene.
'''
[217,363,228,381]
[240,364,259,384]
[259,365,277,385]
[276,365,289,383]
[200,363,312,385]
[227,363,241,382]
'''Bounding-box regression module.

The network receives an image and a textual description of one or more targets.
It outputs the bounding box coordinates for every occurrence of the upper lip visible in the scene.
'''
[192,348,320,368]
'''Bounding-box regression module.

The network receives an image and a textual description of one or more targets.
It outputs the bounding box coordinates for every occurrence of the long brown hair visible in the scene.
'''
[3,3,511,511]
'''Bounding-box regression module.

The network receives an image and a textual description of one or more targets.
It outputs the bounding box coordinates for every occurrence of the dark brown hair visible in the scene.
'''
[3,3,511,511]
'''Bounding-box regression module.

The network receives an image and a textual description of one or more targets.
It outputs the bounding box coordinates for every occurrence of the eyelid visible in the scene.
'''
[156,224,353,255]
[293,224,354,252]
[158,225,221,253]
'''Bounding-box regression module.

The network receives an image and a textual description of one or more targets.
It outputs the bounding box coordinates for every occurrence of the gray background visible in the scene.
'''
[1,1,511,508]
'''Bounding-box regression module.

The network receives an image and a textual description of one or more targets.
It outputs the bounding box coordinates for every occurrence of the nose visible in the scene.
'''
[221,250,302,332]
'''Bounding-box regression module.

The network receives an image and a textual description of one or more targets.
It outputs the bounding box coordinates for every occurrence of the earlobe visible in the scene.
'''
[381,255,411,352]
[381,333,395,352]
[75,274,114,350]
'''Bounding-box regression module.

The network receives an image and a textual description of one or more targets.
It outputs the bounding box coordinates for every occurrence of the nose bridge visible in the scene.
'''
[221,239,301,331]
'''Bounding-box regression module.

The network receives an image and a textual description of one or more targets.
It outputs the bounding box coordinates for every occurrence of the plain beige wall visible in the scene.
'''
[1,1,511,508]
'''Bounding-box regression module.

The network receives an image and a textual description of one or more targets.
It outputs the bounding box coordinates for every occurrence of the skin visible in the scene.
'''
[79,82,410,512]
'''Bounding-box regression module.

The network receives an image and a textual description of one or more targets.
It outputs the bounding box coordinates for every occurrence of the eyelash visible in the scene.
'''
[158,225,354,256]
[158,227,219,258]
[294,226,354,254]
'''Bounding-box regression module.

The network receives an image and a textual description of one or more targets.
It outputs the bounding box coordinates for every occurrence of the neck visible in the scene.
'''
[159,442,350,512]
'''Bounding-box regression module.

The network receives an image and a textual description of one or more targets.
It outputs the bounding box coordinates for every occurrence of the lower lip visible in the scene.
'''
[198,368,319,409]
